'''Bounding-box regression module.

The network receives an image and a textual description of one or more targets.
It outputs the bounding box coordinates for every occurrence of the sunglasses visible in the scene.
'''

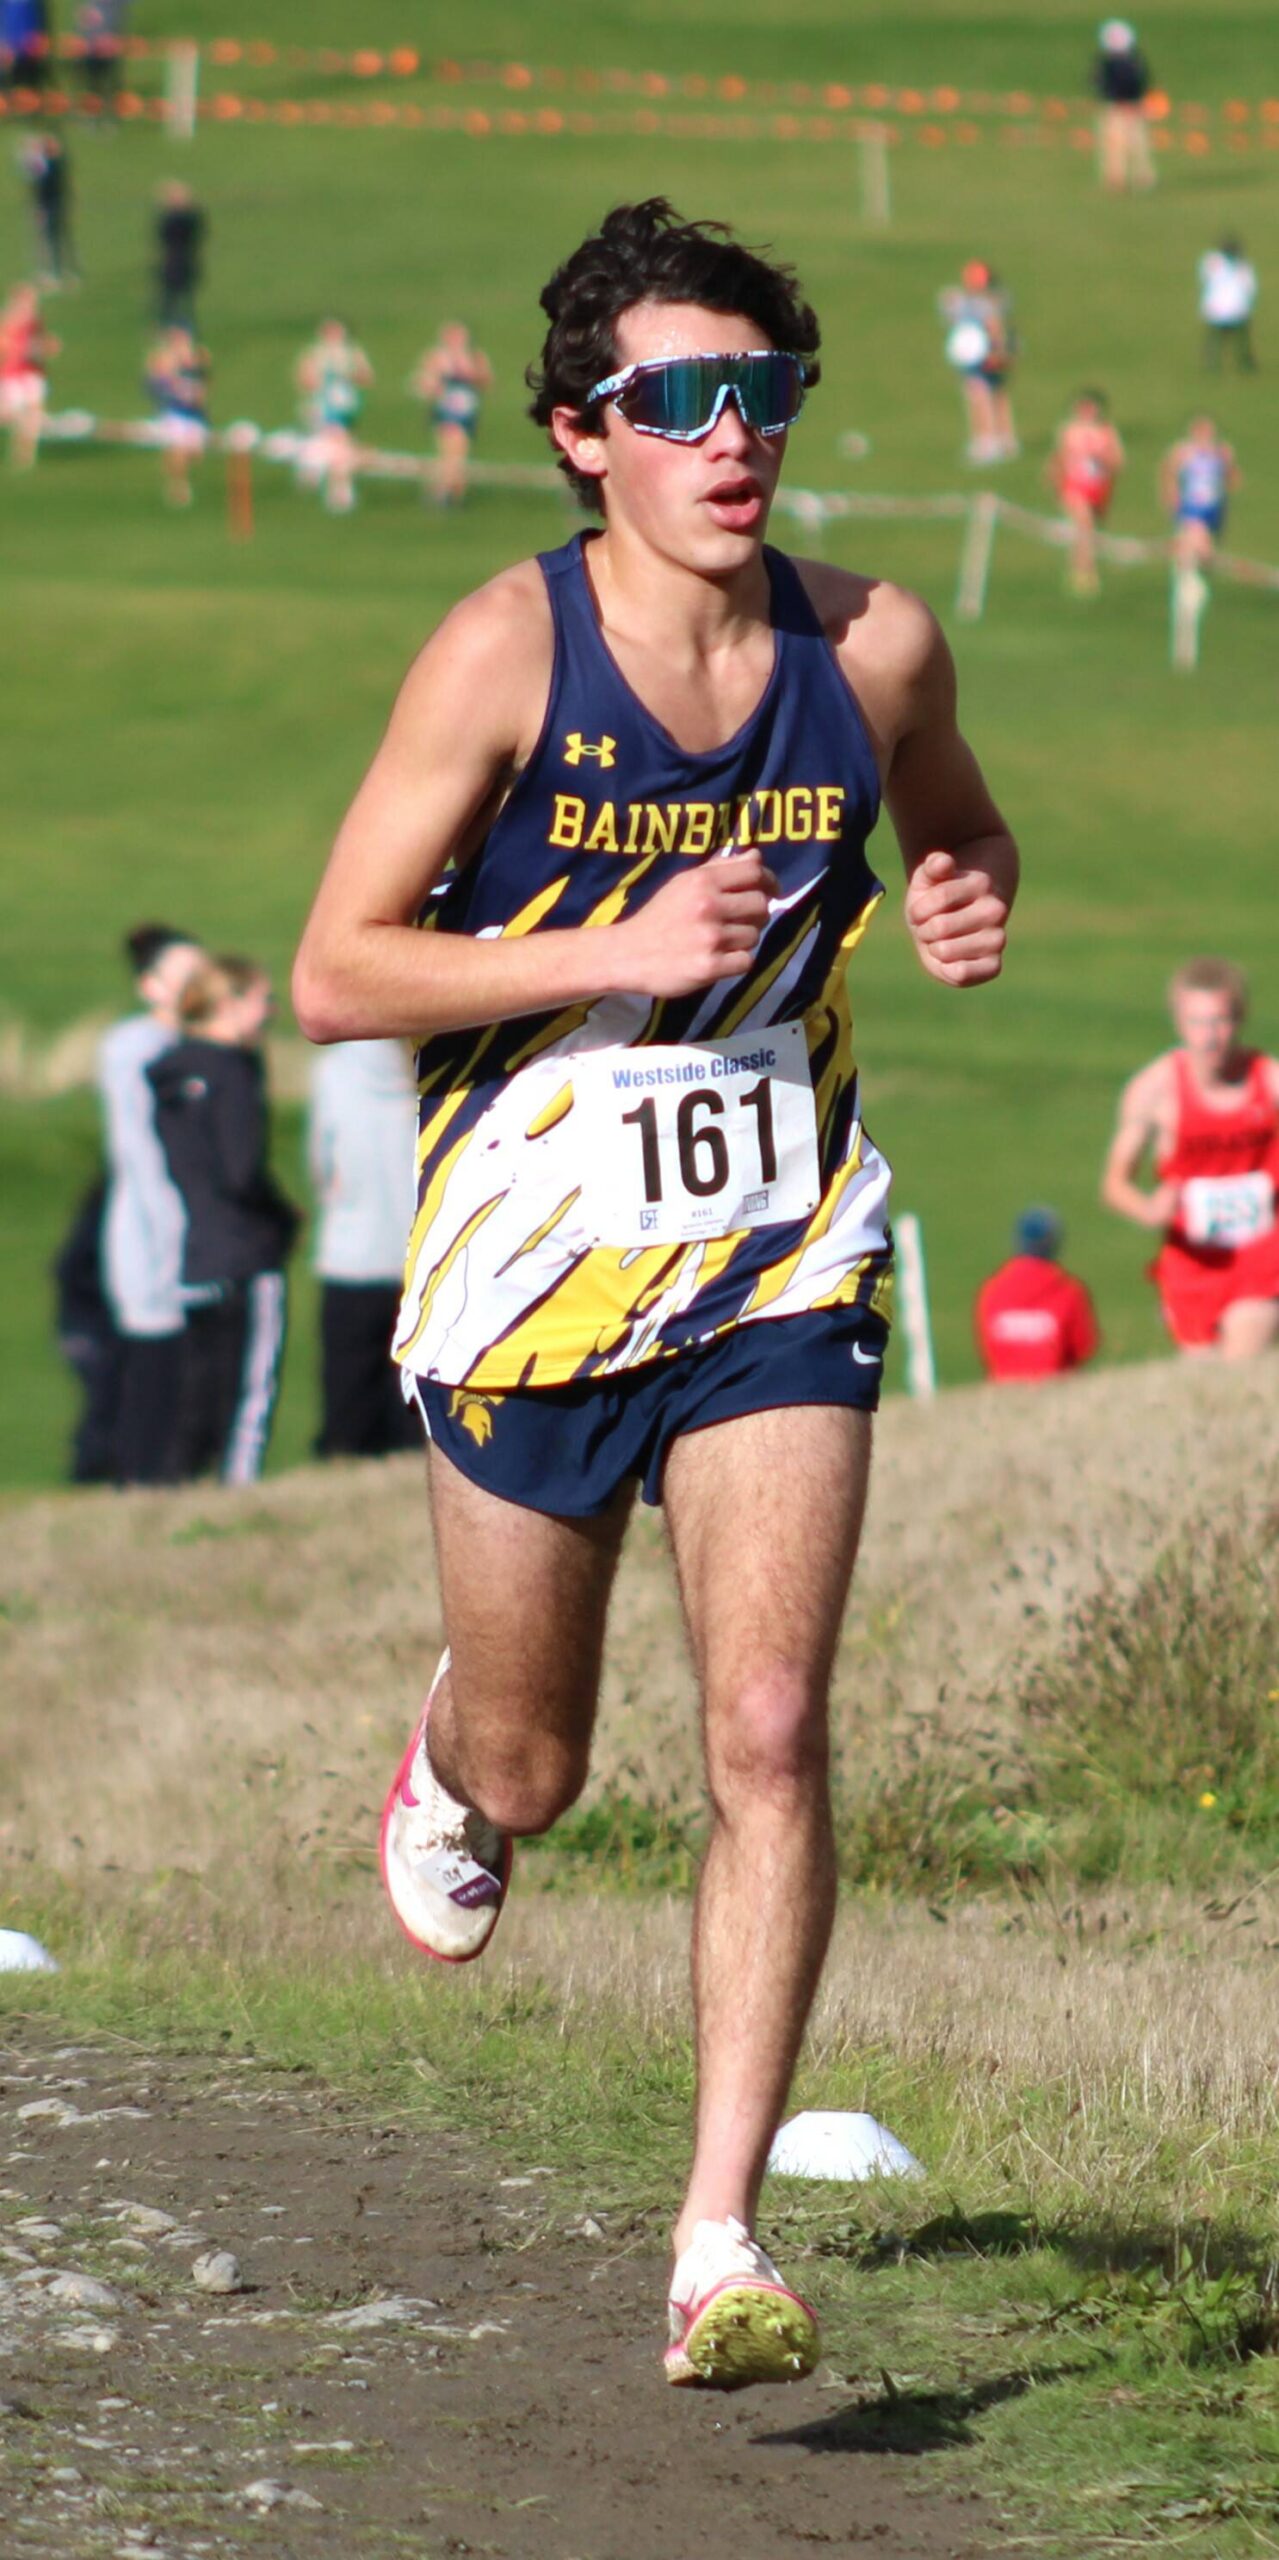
[586,350,808,442]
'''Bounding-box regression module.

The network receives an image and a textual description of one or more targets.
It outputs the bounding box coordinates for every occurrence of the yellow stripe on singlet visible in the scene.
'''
[496,1188,583,1274]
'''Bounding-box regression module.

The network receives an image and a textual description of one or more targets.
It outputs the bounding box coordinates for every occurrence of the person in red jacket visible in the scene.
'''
[1102,956,1279,1358]
[975,1207,1100,1380]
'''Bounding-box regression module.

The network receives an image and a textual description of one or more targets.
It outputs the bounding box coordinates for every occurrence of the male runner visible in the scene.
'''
[295,318,373,515]
[1161,415,1240,570]
[410,320,493,505]
[294,199,1018,2388]
[1102,957,1279,1358]
[1048,389,1124,596]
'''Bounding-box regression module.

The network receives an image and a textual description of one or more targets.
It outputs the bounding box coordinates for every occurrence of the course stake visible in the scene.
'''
[896,1212,936,1399]
[956,490,999,621]
[860,122,892,226]
[1171,563,1208,669]
[167,39,199,139]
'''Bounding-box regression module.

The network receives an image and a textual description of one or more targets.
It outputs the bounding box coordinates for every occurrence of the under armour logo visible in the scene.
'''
[563,731,617,768]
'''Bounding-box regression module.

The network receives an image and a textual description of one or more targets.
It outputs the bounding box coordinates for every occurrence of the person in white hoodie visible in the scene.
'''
[96,920,203,1484]
[308,1038,419,1457]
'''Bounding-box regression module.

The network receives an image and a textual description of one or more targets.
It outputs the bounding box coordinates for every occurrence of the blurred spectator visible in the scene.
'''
[1,0,51,92]
[150,958,299,1486]
[153,178,204,329]
[294,317,372,514]
[1048,388,1125,596]
[937,260,1018,463]
[410,321,493,505]
[1199,238,1258,373]
[74,0,128,112]
[144,322,209,507]
[21,131,76,286]
[975,1209,1100,1381]
[308,1040,419,1459]
[97,922,204,1486]
[51,1178,122,1482]
[0,280,59,468]
[1093,20,1155,193]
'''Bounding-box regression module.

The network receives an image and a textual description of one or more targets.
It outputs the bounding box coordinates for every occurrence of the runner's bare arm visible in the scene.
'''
[871,597,1018,989]
[293,575,776,1043]
[1101,1062,1178,1228]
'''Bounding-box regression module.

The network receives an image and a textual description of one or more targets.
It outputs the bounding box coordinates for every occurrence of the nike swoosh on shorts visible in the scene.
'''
[851,1343,881,1366]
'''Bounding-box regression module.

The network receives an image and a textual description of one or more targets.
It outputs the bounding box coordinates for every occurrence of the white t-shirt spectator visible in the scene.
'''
[1199,251,1258,326]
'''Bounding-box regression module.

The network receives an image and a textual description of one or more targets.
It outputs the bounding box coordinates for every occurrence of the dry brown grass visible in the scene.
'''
[4,1349,1278,1874]
[6,1352,1279,2176]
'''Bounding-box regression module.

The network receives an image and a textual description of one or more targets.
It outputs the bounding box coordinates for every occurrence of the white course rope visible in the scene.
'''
[35,410,1279,615]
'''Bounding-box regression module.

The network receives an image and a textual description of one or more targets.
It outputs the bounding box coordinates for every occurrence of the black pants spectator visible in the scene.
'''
[317,1280,418,1459]
[115,1331,184,1485]
[175,1275,286,1485]
[61,1329,123,1482]
[1204,319,1256,373]
[157,279,196,329]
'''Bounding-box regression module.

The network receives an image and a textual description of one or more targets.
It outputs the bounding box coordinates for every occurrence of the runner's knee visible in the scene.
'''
[704,1670,830,1812]
[464,1731,590,1837]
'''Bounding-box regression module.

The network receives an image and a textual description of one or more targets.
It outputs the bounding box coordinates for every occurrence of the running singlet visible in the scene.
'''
[1158,1053,1279,1255]
[433,371,481,430]
[393,533,893,1390]
[317,351,362,426]
[1153,1052,1279,1343]
[1176,447,1228,520]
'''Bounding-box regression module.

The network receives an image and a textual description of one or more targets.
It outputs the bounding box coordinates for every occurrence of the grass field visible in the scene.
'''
[5,1,1279,1479]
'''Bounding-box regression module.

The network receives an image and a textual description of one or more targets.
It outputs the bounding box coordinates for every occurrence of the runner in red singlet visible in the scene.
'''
[1048,389,1125,596]
[0,280,59,471]
[1102,957,1279,1358]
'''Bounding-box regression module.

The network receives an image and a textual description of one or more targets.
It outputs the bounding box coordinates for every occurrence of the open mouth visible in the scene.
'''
[704,479,765,528]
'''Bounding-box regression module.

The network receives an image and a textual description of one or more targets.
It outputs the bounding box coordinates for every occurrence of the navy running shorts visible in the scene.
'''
[407,1302,889,1518]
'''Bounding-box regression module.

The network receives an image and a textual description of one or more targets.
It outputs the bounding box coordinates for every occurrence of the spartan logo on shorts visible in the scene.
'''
[563,732,617,769]
[447,1388,499,1447]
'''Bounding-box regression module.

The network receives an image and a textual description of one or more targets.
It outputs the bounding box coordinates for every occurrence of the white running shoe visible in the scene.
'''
[665,2214,820,2388]
[379,1651,512,1964]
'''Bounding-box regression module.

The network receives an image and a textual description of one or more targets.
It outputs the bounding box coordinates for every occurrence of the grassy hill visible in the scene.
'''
[5,0,1279,1483]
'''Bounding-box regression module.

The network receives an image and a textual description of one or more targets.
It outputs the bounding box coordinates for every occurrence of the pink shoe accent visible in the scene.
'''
[378,1659,513,1967]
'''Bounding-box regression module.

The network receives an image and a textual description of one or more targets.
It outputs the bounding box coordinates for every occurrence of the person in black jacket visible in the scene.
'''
[1093,20,1155,193]
[153,178,205,329]
[149,956,299,1484]
[51,1178,123,1482]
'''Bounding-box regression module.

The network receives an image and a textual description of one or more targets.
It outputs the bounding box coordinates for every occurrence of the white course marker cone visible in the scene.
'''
[769,2110,925,2181]
[0,1929,58,1973]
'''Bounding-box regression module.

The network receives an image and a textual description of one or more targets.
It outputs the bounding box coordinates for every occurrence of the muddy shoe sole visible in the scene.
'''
[665,2282,820,2389]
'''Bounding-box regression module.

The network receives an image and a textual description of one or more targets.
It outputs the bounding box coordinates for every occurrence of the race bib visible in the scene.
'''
[571,1024,821,1246]
[1181,1171,1275,1248]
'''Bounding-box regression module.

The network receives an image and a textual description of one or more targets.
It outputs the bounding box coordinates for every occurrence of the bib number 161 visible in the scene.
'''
[570,1025,821,1246]
[621,1077,776,1205]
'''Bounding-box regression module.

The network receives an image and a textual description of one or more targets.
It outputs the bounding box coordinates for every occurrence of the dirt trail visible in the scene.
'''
[0,2025,992,2560]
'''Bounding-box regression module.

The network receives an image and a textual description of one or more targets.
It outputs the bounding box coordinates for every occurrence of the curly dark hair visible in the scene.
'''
[527,198,821,515]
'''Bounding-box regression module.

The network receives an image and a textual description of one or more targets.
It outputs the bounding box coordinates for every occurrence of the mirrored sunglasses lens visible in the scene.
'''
[621,354,803,435]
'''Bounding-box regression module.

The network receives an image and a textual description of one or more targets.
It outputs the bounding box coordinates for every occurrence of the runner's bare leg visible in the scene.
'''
[425,1447,633,1835]
[663,1403,872,2258]
[1217,1298,1279,1361]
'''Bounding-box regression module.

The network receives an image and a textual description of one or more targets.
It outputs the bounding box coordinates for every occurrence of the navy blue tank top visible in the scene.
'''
[394,531,893,1388]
